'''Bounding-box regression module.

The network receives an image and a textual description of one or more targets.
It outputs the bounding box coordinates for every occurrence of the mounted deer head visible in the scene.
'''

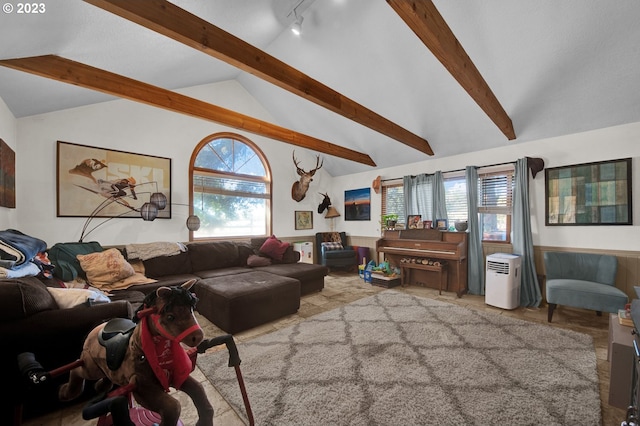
[317,192,332,214]
[291,151,323,202]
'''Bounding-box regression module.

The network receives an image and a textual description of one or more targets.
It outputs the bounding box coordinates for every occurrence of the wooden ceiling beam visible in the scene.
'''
[387,0,516,140]
[83,0,434,156]
[0,55,375,166]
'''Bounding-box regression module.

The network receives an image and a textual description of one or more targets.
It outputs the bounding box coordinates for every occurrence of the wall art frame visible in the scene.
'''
[57,140,172,218]
[545,157,632,226]
[295,210,313,230]
[344,187,371,221]
[0,138,16,208]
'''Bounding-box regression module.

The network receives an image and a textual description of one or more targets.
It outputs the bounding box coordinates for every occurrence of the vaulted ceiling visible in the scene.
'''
[1,0,639,176]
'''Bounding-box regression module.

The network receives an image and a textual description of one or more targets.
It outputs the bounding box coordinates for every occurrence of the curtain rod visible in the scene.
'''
[381,159,518,182]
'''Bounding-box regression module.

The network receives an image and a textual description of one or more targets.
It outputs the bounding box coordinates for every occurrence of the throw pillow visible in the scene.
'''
[76,248,135,289]
[247,254,272,267]
[321,241,344,251]
[259,235,290,261]
[329,232,342,243]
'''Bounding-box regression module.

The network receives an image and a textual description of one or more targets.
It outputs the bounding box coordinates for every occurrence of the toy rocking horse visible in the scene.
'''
[18,279,254,426]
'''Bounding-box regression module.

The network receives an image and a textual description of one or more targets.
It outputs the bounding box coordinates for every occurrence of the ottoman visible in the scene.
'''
[194,271,301,334]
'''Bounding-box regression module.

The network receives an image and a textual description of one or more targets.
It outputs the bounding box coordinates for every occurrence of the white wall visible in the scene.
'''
[13,81,331,246]
[329,122,640,251]
[6,80,640,251]
[0,97,17,229]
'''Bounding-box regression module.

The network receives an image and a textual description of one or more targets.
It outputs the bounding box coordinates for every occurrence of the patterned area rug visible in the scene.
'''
[197,290,601,425]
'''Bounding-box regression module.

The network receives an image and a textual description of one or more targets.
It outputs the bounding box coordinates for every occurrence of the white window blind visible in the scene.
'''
[444,175,467,222]
[478,170,513,213]
[382,180,405,225]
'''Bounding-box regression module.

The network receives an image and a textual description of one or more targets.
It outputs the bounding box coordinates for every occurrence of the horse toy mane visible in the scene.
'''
[58,279,214,426]
[133,283,199,323]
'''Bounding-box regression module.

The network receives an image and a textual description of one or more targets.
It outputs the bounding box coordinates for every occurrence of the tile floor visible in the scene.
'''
[22,271,628,425]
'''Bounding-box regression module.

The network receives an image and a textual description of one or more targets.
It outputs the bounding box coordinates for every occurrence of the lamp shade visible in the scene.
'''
[140,202,159,221]
[150,192,167,210]
[186,214,201,231]
[325,206,340,219]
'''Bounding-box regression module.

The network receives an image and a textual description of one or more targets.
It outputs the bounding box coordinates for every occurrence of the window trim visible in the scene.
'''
[189,132,272,241]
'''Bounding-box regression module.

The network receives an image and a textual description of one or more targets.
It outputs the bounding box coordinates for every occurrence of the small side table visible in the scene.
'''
[608,313,635,409]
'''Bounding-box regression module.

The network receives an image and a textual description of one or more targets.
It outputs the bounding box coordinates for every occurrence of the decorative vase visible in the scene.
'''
[454,221,468,232]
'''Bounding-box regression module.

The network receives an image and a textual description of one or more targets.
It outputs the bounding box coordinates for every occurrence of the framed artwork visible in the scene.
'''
[545,158,632,225]
[57,140,171,218]
[345,187,371,221]
[295,210,313,230]
[407,214,422,229]
[436,219,448,231]
[0,139,16,208]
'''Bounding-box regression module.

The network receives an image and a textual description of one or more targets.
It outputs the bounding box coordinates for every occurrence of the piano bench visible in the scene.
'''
[400,259,448,295]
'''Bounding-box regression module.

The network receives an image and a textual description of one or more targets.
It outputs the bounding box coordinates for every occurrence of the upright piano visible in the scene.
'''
[376,229,468,297]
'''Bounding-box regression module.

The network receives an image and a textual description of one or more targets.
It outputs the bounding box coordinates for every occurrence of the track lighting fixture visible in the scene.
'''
[291,5,303,35]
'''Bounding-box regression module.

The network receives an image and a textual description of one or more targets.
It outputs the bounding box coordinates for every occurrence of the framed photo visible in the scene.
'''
[57,140,171,218]
[436,219,448,231]
[295,210,313,230]
[423,220,432,229]
[545,158,632,225]
[407,214,422,229]
[345,187,371,221]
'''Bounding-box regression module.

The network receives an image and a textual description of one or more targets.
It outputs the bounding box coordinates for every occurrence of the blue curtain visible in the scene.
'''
[432,171,447,223]
[403,174,433,219]
[465,166,484,295]
[513,158,542,307]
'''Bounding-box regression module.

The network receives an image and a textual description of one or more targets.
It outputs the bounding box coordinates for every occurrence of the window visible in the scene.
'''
[478,167,514,243]
[381,165,514,242]
[381,179,405,227]
[190,133,271,239]
[444,173,467,224]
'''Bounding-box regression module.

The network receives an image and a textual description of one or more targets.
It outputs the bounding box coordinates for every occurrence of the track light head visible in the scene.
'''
[291,11,303,35]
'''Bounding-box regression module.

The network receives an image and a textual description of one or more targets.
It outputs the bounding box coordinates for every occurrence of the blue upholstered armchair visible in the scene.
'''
[544,251,628,322]
[315,232,357,271]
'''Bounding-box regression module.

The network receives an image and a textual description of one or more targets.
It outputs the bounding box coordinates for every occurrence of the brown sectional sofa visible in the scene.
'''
[126,238,328,334]
[3,237,327,424]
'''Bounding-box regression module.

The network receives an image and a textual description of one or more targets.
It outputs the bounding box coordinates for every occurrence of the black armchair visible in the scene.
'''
[315,232,357,271]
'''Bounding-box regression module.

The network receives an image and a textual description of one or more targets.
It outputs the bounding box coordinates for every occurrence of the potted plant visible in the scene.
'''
[381,214,398,230]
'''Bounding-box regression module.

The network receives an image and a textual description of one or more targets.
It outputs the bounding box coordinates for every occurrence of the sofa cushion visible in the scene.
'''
[195,267,253,280]
[253,263,328,295]
[143,251,192,278]
[0,277,57,320]
[188,242,241,271]
[259,235,290,261]
[247,254,272,267]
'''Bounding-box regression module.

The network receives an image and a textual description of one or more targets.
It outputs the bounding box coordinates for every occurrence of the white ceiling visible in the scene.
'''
[1,0,639,176]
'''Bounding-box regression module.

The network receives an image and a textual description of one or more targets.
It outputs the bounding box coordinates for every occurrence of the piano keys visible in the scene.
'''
[376,228,468,297]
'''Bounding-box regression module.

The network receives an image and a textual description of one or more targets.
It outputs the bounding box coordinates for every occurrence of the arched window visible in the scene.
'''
[190,133,271,239]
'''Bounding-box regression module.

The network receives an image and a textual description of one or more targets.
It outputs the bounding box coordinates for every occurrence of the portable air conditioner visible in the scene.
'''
[485,253,521,309]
